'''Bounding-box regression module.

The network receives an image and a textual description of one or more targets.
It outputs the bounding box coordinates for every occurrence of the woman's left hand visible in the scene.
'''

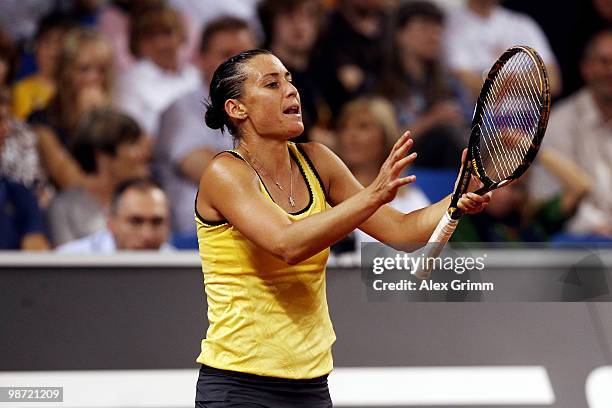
[458,190,491,214]
[454,148,491,214]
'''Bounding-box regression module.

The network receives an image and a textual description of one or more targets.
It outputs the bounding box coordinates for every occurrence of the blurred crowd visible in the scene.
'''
[0,0,610,253]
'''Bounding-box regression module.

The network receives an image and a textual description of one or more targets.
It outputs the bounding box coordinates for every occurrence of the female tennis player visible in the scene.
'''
[194,49,490,408]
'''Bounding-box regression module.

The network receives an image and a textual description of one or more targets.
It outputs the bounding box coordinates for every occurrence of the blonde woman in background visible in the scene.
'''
[11,12,74,120]
[28,28,115,190]
[333,97,430,254]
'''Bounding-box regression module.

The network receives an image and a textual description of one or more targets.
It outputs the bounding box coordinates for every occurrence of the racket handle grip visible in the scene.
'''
[414,213,459,280]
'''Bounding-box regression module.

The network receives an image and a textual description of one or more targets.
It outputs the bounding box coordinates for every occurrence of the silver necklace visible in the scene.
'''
[241,147,296,208]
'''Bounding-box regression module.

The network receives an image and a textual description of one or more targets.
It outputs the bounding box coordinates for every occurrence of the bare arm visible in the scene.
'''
[21,233,51,251]
[197,133,417,264]
[303,143,490,246]
[536,148,590,214]
[34,125,85,189]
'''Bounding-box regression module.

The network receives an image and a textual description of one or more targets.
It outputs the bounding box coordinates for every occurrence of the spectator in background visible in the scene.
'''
[11,12,74,120]
[46,108,150,247]
[57,178,172,253]
[28,28,114,190]
[0,86,49,250]
[443,0,561,101]
[379,1,468,168]
[0,28,18,86]
[113,5,200,138]
[258,0,326,142]
[169,0,260,52]
[0,92,50,208]
[503,0,612,98]
[529,29,612,237]
[594,0,612,20]
[313,0,389,115]
[98,0,198,72]
[98,0,164,71]
[332,97,429,254]
[157,17,256,234]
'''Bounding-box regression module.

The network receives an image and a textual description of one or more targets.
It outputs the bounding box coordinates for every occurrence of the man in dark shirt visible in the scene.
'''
[312,0,388,116]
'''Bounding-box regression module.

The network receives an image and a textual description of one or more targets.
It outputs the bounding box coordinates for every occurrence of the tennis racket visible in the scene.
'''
[414,45,551,280]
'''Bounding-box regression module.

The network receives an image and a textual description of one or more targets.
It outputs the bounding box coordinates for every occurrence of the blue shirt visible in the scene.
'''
[0,177,44,249]
[56,229,175,253]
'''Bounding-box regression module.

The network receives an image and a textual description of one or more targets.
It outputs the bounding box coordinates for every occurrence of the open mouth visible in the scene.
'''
[283,105,301,115]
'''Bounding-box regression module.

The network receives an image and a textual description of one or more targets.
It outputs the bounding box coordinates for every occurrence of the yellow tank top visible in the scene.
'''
[195,142,336,379]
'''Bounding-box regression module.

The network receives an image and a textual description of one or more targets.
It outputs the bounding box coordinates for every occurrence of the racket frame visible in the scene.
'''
[448,45,551,221]
[415,46,551,280]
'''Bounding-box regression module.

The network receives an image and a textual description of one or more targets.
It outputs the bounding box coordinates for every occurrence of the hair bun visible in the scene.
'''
[204,103,225,131]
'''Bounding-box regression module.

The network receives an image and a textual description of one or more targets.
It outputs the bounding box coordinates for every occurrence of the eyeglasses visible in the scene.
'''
[122,216,167,227]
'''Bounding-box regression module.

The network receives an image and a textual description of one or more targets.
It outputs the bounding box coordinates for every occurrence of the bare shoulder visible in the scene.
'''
[196,151,262,221]
[198,152,258,197]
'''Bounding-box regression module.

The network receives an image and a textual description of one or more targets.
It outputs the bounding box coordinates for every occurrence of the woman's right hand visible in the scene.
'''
[77,86,109,114]
[367,131,417,206]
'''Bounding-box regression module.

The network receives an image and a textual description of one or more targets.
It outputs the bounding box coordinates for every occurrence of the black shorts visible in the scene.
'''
[195,364,333,408]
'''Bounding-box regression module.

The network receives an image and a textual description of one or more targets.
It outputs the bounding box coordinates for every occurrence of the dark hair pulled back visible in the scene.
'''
[205,49,272,138]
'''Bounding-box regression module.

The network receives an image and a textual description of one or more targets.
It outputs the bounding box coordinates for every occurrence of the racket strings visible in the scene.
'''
[483,58,536,176]
[488,72,531,169]
[481,54,540,178]
[476,51,543,182]
[493,54,537,168]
